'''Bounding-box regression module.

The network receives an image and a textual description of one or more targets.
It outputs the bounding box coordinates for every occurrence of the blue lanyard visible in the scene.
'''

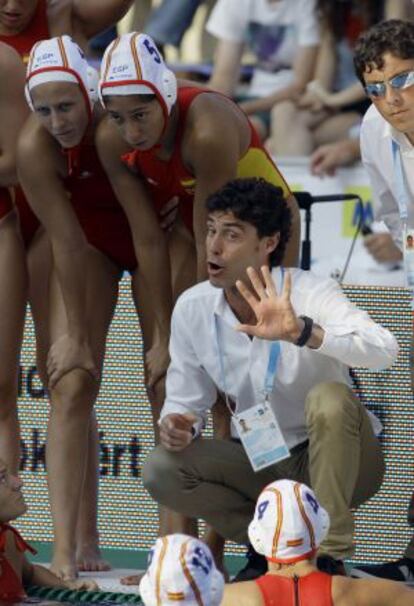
[214,268,284,410]
[391,139,409,224]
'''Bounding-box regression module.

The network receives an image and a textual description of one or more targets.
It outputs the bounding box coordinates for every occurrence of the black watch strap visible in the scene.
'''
[295,315,314,347]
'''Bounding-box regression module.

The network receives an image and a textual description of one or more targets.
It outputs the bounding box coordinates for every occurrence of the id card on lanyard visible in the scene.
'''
[392,139,414,299]
[214,268,290,472]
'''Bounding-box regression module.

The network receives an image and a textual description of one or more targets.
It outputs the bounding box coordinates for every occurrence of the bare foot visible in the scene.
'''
[50,554,78,581]
[121,571,144,585]
[76,544,112,572]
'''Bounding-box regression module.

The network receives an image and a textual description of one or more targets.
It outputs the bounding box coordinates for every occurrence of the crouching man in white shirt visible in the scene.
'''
[143,178,398,577]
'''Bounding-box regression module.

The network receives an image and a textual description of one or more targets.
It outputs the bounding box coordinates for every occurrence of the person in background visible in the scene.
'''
[144,0,205,52]
[351,17,414,584]
[268,0,401,157]
[206,0,320,141]
[0,0,134,62]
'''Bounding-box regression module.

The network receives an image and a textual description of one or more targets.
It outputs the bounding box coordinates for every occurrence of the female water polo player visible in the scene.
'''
[0,0,133,63]
[97,32,301,291]
[0,42,32,475]
[17,35,171,580]
[95,32,301,581]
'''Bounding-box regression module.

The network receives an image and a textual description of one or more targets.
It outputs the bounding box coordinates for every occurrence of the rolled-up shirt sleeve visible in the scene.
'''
[160,300,217,433]
[303,276,399,369]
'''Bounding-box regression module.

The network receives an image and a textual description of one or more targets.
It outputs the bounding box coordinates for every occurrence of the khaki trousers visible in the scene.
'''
[143,381,385,559]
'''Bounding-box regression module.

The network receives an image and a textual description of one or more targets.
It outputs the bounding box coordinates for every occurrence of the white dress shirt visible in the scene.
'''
[361,104,414,250]
[162,268,398,449]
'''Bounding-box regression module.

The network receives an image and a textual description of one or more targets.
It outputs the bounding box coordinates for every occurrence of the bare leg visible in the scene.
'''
[168,216,197,302]
[76,413,111,572]
[131,253,197,539]
[0,211,28,473]
[28,229,52,388]
[268,101,329,157]
[48,247,120,580]
[313,112,361,147]
[121,220,197,587]
[203,527,228,577]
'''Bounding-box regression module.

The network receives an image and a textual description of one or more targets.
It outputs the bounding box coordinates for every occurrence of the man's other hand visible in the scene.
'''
[159,413,198,451]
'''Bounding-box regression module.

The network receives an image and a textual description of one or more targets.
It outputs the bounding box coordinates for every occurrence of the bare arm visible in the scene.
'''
[313,29,336,88]
[187,102,241,280]
[0,43,28,186]
[17,117,96,385]
[208,39,244,96]
[96,119,172,374]
[222,582,263,606]
[240,45,318,115]
[384,0,414,19]
[72,0,133,40]
[335,577,414,606]
[308,80,365,109]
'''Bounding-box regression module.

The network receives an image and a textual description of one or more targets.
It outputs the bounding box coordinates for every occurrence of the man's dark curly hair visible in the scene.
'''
[205,178,292,268]
[354,20,414,85]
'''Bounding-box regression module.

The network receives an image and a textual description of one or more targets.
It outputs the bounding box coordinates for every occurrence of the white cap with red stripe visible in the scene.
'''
[248,480,330,564]
[25,36,98,114]
[98,32,177,118]
[139,534,224,606]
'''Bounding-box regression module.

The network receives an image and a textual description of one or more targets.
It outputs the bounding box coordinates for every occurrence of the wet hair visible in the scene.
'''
[354,20,414,85]
[317,0,381,42]
[205,178,291,267]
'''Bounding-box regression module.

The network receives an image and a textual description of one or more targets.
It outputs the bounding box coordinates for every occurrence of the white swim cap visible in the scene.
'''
[248,480,330,564]
[139,534,224,606]
[99,32,177,118]
[25,36,98,114]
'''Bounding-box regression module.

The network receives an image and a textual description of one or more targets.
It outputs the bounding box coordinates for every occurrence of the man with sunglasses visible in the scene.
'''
[352,18,414,584]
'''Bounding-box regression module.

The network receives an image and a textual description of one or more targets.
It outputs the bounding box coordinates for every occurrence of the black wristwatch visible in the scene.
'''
[295,315,314,347]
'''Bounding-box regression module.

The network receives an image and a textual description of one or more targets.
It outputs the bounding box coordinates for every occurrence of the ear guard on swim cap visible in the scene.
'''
[25,35,97,115]
[248,479,330,564]
[99,32,177,118]
[139,534,224,606]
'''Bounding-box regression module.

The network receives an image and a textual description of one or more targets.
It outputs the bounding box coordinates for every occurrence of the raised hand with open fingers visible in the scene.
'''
[235,266,303,343]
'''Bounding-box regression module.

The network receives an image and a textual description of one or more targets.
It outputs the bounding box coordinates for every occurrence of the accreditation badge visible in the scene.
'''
[233,401,290,472]
[403,226,414,292]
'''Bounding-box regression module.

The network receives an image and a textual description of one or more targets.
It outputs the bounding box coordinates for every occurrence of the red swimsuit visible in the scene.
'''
[0,188,13,218]
[0,523,36,602]
[0,0,50,223]
[16,142,137,271]
[255,571,333,606]
[0,0,50,64]
[122,86,291,234]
